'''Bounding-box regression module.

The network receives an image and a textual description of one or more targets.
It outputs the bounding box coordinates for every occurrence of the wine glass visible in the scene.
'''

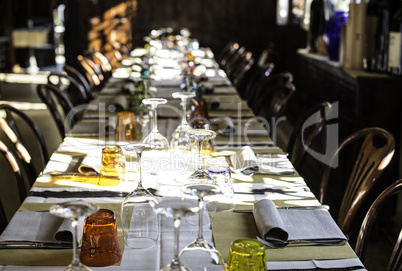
[170,92,195,153]
[155,196,199,271]
[49,200,99,271]
[186,129,216,182]
[121,143,159,249]
[142,98,170,151]
[179,183,225,269]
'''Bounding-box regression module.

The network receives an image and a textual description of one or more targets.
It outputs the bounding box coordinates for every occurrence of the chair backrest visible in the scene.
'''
[36,84,76,138]
[47,72,89,104]
[77,54,105,91]
[253,81,296,122]
[63,65,93,101]
[0,140,26,202]
[219,42,240,69]
[0,104,48,185]
[319,127,395,235]
[91,51,113,78]
[0,140,26,233]
[247,72,293,111]
[355,179,402,270]
[287,101,333,169]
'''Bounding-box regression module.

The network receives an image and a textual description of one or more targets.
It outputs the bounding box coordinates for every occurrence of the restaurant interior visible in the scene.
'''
[0,0,402,270]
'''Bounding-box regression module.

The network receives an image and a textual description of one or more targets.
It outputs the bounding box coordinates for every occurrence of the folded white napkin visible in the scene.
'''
[230,147,294,175]
[0,211,84,245]
[253,199,347,248]
[78,149,102,174]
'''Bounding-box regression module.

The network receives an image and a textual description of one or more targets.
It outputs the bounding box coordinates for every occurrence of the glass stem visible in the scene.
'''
[181,98,188,126]
[137,152,143,189]
[197,198,204,240]
[173,217,181,264]
[198,139,203,171]
[151,106,158,134]
[71,218,80,266]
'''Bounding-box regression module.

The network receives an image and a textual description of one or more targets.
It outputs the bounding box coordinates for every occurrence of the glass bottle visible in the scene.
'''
[365,0,390,72]
[388,0,402,76]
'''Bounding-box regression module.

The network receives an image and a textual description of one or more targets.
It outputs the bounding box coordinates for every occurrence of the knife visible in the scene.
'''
[233,205,330,213]
[29,190,129,198]
[0,241,72,249]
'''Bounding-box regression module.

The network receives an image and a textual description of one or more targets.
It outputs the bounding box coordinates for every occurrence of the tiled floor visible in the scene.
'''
[0,77,398,270]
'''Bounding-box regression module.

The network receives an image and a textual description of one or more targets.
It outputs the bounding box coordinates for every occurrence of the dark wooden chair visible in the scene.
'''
[47,72,89,105]
[0,140,26,233]
[253,81,296,123]
[77,54,105,92]
[286,101,333,169]
[247,72,293,111]
[216,41,237,65]
[63,64,94,101]
[355,179,402,270]
[90,51,113,79]
[319,127,395,237]
[36,84,77,138]
[219,42,240,70]
[0,104,48,186]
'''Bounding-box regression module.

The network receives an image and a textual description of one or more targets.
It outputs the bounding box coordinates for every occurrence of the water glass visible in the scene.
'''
[80,209,122,267]
[115,111,137,142]
[227,238,267,271]
[207,166,235,212]
[99,145,126,186]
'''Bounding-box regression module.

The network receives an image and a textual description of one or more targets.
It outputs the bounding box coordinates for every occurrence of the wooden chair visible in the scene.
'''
[36,84,77,138]
[355,179,402,270]
[216,41,237,64]
[0,140,26,233]
[219,42,240,70]
[77,54,105,92]
[253,81,296,123]
[63,65,94,101]
[47,72,89,105]
[0,104,48,186]
[247,72,293,110]
[319,127,395,237]
[286,101,333,169]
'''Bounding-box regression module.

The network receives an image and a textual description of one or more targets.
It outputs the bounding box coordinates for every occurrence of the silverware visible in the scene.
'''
[233,205,330,213]
[0,241,72,249]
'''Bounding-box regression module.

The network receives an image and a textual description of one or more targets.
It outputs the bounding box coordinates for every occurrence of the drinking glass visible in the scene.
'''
[170,91,195,153]
[155,196,199,271]
[49,200,99,271]
[121,143,159,249]
[207,166,235,212]
[80,209,122,267]
[142,98,169,151]
[99,145,126,186]
[179,183,225,269]
[186,129,216,182]
[115,111,137,142]
[226,238,267,271]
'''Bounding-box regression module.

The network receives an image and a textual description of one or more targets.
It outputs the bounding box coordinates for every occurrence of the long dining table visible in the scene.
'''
[0,42,367,270]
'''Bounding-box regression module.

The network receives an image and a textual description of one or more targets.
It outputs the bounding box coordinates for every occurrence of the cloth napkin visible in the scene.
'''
[229,146,294,175]
[215,118,267,137]
[78,149,102,175]
[253,199,347,248]
[0,211,84,246]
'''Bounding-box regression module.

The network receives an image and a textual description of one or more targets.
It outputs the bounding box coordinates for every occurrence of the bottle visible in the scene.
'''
[365,0,390,72]
[190,84,209,129]
[388,0,402,76]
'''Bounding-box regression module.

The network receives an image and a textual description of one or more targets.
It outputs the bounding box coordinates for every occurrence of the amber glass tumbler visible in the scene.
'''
[80,209,122,267]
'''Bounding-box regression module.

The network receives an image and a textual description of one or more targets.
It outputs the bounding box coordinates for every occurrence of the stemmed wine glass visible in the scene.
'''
[142,98,169,151]
[179,183,225,269]
[121,143,159,249]
[49,200,99,271]
[170,92,195,153]
[186,129,216,182]
[155,197,199,271]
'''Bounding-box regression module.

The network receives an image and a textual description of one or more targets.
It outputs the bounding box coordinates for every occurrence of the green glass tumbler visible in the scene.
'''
[226,238,267,271]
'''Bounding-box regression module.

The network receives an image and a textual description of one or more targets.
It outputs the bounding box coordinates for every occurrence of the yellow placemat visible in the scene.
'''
[212,211,357,262]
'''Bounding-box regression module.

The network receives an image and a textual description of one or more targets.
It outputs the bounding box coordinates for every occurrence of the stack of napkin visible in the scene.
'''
[253,199,347,248]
